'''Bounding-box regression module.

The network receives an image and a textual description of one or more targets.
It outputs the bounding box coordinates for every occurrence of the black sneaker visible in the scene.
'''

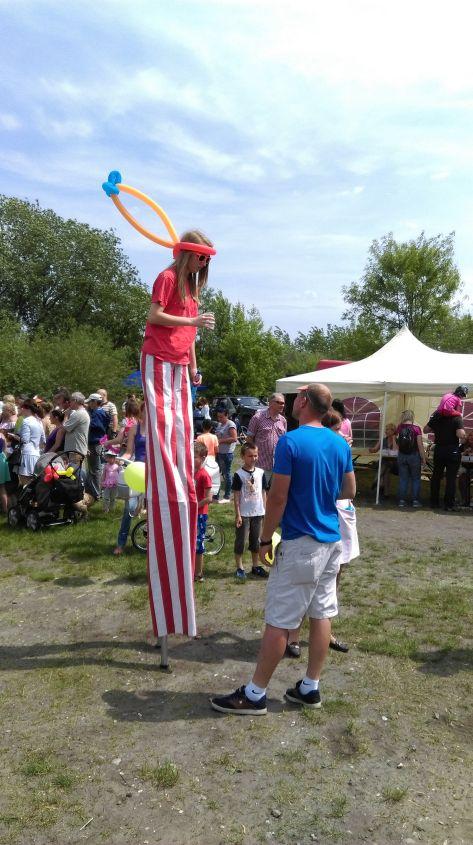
[251,566,269,578]
[210,686,267,716]
[329,636,349,653]
[285,679,321,709]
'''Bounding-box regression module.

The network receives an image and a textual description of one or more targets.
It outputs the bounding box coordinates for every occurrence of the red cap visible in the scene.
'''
[172,241,217,259]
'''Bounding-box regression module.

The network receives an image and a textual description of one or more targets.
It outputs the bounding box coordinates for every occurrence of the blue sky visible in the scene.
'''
[1,0,473,335]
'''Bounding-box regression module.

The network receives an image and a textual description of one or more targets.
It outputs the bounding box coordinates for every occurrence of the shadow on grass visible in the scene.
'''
[102,687,286,722]
[53,576,95,587]
[0,631,260,672]
[414,647,473,676]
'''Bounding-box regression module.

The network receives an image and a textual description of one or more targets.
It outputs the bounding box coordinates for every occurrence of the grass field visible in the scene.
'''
[0,480,472,845]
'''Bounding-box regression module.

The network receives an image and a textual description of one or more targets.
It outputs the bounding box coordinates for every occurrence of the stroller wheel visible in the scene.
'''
[26,510,41,532]
[7,506,22,528]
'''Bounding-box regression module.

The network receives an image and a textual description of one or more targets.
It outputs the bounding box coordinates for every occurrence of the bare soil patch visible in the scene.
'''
[0,502,472,845]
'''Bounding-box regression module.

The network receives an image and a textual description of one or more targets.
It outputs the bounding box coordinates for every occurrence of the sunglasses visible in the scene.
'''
[197,254,210,264]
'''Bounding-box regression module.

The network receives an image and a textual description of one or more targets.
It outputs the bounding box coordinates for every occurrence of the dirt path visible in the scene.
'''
[0,504,472,844]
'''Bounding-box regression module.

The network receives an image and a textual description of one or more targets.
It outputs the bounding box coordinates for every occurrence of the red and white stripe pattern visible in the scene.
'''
[141,353,197,637]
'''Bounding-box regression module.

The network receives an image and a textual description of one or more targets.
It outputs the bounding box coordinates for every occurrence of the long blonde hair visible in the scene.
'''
[168,229,213,302]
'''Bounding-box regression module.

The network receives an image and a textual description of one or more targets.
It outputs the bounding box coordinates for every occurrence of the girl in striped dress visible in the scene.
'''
[141,231,216,638]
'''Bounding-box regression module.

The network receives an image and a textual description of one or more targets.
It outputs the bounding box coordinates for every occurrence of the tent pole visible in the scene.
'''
[376,391,388,505]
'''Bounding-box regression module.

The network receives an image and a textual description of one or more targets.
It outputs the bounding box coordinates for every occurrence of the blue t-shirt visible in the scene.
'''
[273,425,353,543]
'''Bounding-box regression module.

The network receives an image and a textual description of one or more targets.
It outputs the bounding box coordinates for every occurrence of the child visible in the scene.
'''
[194,442,213,582]
[231,443,270,580]
[323,410,359,650]
[196,418,219,457]
[435,385,468,417]
[101,451,121,512]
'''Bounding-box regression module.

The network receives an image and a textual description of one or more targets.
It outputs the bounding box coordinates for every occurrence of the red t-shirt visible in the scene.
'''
[195,467,212,515]
[141,268,198,365]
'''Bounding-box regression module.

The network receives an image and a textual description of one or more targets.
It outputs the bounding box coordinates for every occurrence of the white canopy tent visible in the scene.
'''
[276,327,473,503]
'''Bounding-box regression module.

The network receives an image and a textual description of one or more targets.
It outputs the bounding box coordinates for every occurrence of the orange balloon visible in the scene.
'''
[109,182,179,248]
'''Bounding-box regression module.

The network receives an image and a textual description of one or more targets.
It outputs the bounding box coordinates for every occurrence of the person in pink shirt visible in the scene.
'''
[332,399,353,445]
[435,385,468,417]
[246,393,287,483]
[100,451,121,512]
[193,442,213,583]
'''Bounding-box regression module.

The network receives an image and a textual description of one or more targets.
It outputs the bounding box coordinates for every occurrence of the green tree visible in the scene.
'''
[293,318,384,366]
[0,195,149,355]
[196,288,280,394]
[270,327,315,378]
[343,232,461,339]
[0,315,130,397]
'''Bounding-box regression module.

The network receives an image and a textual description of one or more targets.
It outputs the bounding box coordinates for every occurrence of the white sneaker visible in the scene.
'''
[218,498,230,504]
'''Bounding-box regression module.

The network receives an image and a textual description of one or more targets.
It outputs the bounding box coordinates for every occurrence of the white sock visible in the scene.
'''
[245,682,266,701]
[301,676,319,692]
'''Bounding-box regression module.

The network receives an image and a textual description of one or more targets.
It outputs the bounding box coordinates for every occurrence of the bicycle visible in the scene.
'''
[131,518,225,556]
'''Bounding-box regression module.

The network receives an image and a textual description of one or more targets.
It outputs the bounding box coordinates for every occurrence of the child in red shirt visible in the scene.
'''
[194,442,212,582]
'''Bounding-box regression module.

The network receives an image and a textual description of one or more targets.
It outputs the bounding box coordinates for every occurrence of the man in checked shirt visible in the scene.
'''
[246,393,287,484]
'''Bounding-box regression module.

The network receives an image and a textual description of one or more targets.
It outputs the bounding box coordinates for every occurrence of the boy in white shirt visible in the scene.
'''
[232,444,270,580]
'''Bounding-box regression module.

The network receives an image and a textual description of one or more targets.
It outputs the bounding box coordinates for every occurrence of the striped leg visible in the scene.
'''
[142,353,197,637]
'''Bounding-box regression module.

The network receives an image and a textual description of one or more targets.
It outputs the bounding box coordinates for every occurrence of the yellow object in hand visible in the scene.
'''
[265,531,281,565]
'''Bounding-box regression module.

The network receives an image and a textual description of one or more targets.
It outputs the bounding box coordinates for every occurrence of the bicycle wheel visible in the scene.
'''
[204,522,225,556]
[131,518,148,553]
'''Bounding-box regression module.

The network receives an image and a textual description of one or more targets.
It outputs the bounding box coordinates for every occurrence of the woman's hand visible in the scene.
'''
[190,369,202,386]
[235,515,242,528]
[192,312,215,330]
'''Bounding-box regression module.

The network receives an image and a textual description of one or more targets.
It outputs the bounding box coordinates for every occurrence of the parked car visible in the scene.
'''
[210,395,268,428]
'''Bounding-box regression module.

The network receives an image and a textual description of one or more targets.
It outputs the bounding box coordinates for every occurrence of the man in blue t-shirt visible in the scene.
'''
[211,383,355,716]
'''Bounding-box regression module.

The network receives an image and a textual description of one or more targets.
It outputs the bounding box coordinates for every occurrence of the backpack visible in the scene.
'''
[397,425,417,454]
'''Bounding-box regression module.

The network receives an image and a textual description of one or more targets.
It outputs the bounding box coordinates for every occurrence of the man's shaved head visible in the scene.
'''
[304,383,332,415]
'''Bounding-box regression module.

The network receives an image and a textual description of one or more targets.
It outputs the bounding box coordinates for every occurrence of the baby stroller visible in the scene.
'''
[7,452,85,531]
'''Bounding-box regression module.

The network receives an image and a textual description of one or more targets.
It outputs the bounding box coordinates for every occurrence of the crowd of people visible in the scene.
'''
[369,385,471,510]
[1,375,470,715]
[1,383,470,535]
[0,388,140,528]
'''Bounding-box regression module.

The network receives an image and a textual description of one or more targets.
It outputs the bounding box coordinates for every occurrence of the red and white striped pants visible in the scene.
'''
[141,353,197,637]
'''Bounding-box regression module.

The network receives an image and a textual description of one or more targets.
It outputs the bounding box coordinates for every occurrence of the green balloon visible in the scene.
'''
[123,461,146,493]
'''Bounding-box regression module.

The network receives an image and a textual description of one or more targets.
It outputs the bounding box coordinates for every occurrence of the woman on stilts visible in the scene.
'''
[141,232,216,638]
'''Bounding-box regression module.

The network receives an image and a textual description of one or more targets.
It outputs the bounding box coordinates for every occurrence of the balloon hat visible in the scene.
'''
[102,171,216,258]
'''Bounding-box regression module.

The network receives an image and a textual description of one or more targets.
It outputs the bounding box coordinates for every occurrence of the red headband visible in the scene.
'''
[172,242,217,259]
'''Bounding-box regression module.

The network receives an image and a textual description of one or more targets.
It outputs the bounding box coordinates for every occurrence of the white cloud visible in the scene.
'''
[0,112,21,130]
[40,117,94,139]
[2,0,473,335]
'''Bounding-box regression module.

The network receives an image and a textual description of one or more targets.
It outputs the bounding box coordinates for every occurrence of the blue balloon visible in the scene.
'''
[101,170,122,197]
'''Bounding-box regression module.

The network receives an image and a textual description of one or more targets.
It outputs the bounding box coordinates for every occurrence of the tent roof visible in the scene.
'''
[276,327,473,396]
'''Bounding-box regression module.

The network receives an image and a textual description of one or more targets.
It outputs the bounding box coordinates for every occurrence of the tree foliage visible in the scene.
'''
[1,197,471,401]
[0,313,130,398]
[196,288,282,394]
[0,195,149,356]
[343,232,461,339]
